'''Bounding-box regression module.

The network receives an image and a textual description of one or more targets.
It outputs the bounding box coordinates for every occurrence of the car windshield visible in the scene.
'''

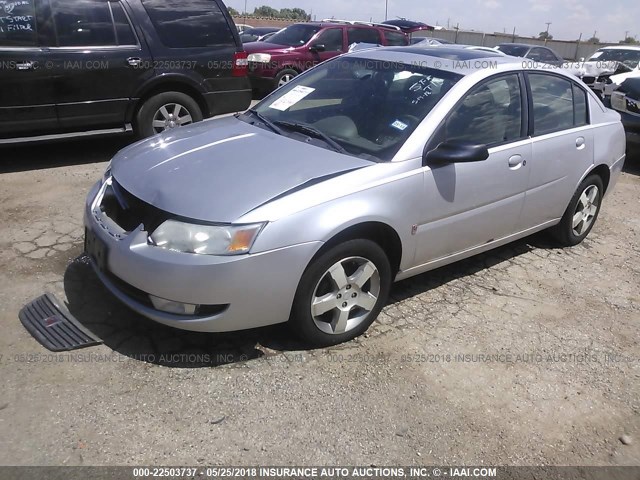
[589,49,640,68]
[496,45,529,57]
[266,24,322,46]
[250,56,462,161]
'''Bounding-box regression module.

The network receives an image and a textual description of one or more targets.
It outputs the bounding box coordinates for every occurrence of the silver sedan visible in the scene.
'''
[84,47,626,346]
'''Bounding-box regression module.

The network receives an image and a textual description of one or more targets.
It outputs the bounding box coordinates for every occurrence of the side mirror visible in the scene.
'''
[423,141,489,166]
[309,44,326,53]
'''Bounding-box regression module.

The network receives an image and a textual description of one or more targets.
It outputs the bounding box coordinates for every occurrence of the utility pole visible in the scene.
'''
[243,0,247,24]
[544,22,551,45]
[384,0,388,21]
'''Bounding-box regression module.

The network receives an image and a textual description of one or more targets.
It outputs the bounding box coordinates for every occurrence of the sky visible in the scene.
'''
[226,0,640,43]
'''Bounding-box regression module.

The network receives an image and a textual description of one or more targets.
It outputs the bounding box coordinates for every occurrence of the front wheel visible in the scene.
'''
[290,239,392,347]
[274,69,298,89]
[550,174,604,246]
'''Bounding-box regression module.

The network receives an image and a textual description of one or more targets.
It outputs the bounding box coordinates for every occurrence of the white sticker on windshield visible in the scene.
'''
[269,86,315,111]
[391,120,408,131]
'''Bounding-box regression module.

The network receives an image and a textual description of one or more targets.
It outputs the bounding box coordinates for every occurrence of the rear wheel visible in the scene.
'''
[290,239,391,346]
[550,174,604,246]
[136,91,203,138]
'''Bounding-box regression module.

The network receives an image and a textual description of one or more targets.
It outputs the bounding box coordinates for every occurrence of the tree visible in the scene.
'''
[587,36,600,44]
[538,31,553,41]
[227,6,240,16]
[253,5,279,17]
[620,36,639,45]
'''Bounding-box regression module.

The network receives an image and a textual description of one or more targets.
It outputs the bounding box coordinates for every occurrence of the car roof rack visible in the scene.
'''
[320,19,402,31]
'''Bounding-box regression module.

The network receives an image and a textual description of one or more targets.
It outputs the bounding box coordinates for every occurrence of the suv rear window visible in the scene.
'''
[141,0,235,48]
[347,27,381,45]
[0,0,37,47]
[383,31,407,46]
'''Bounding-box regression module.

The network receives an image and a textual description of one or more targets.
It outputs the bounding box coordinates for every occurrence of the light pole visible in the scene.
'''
[544,22,551,45]
[244,0,247,24]
[384,0,388,21]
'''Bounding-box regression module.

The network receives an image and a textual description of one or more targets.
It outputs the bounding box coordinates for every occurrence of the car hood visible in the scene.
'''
[110,116,371,224]
[244,41,296,54]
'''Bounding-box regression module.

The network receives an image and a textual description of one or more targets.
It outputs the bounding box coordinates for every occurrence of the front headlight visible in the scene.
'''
[248,53,272,63]
[148,220,265,256]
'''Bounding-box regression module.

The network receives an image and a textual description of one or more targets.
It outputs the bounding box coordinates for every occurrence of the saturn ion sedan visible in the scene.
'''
[84,47,626,346]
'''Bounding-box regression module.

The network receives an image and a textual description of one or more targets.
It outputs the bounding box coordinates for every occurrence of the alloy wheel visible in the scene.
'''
[152,103,193,133]
[572,184,600,236]
[310,256,381,335]
[278,74,295,87]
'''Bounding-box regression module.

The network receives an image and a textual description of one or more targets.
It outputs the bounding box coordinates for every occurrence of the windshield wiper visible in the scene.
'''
[274,121,347,154]
[245,109,283,135]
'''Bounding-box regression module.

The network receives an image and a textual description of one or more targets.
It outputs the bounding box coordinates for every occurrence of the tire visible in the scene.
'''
[274,69,298,90]
[550,174,604,246]
[135,91,203,138]
[290,239,392,347]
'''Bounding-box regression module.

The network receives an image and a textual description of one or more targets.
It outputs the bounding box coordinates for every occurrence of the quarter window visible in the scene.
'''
[384,31,407,46]
[529,73,583,135]
[444,74,523,146]
[0,0,37,47]
[573,84,588,127]
[141,0,235,48]
[347,27,381,46]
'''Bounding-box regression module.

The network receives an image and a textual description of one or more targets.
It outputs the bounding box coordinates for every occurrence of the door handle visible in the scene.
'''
[508,154,525,169]
[16,61,35,71]
[576,137,585,150]
[126,57,142,67]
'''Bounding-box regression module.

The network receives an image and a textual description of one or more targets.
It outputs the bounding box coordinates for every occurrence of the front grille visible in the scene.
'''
[100,180,169,233]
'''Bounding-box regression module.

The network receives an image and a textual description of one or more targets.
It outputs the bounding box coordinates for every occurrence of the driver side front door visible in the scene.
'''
[414,73,532,266]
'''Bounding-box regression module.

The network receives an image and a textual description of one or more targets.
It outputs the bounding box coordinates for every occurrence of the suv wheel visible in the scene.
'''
[290,239,391,347]
[136,91,203,138]
[275,69,298,89]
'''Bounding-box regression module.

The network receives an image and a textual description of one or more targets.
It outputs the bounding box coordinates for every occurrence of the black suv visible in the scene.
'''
[0,0,252,143]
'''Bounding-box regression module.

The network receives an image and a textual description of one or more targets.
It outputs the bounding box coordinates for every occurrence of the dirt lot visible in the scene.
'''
[0,137,639,467]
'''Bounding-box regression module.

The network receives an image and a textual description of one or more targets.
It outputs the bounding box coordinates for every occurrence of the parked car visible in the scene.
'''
[235,23,254,33]
[610,77,640,144]
[496,43,565,65]
[0,0,252,144]
[84,47,625,346]
[240,27,281,43]
[382,19,434,34]
[581,46,640,97]
[245,20,409,92]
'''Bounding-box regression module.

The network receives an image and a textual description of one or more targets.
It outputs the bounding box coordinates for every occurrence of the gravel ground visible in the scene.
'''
[0,138,638,467]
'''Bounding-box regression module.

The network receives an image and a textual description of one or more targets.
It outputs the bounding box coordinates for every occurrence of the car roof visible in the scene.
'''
[599,45,640,51]
[303,21,399,31]
[498,43,547,48]
[349,46,520,76]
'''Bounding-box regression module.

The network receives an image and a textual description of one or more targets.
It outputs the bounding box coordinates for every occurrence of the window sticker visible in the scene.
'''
[269,86,315,111]
[391,120,408,131]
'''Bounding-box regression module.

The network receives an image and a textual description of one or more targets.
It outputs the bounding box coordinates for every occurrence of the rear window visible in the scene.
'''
[0,0,37,47]
[347,27,381,45]
[142,0,235,48]
[383,31,407,46]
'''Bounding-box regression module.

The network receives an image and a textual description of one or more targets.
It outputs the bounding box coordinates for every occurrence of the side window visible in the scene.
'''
[141,0,235,48]
[573,83,588,127]
[111,2,137,46]
[312,28,343,52]
[384,31,407,46]
[528,73,575,135]
[52,0,117,47]
[347,27,381,46]
[444,74,523,146]
[538,48,558,63]
[0,0,38,47]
